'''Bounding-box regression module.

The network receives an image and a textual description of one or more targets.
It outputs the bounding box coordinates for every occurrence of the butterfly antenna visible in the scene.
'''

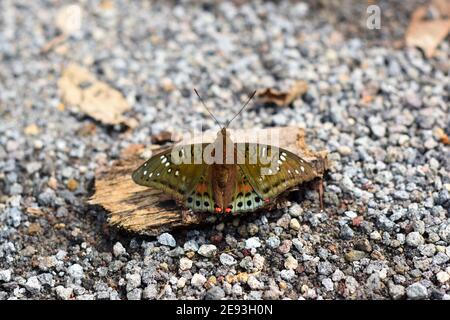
[225,90,257,128]
[194,88,223,129]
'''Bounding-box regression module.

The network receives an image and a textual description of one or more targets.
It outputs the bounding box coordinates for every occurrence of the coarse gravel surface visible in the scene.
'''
[0,0,449,300]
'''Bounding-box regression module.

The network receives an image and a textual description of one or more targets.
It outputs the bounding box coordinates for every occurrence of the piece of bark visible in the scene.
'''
[89,127,329,235]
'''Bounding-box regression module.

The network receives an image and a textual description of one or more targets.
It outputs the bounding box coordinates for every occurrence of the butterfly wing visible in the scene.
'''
[183,166,216,213]
[132,144,208,202]
[236,143,318,200]
[228,166,266,213]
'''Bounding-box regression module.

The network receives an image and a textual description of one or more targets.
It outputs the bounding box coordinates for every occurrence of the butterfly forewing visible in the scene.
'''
[132,144,208,201]
[236,143,317,200]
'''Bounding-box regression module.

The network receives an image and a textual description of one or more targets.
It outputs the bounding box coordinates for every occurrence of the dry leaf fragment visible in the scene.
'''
[257,80,308,106]
[405,1,450,58]
[151,131,181,145]
[58,64,131,125]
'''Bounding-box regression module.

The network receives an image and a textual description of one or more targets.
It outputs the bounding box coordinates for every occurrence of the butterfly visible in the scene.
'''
[132,90,324,214]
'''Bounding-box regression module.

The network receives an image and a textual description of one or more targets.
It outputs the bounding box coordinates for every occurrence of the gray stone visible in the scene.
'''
[433,252,449,265]
[245,237,261,249]
[24,276,41,294]
[205,286,225,300]
[127,288,142,300]
[340,224,354,240]
[280,269,295,282]
[322,278,334,291]
[113,242,126,257]
[5,207,22,227]
[371,124,386,138]
[220,253,237,266]
[179,257,193,271]
[389,283,405,300]
[247,275,264,290]
[198,244,218,257]
[68,264,84,281]
[167,247,185,257]
[406,283,428,300]
[157,233,176,247]
[143,284,158,300]
[183,240,199,252]
[406,232,424,247]
[55,286,73,300]
[126,273,142,291]
[191,273,207,288]
[266,236,280,249]
[0,269,12,282]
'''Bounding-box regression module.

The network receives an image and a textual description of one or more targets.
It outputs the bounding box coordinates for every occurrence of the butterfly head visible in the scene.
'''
[218,127,230,138]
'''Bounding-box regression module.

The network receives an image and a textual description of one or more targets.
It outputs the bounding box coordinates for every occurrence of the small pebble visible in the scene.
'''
[220,253,237,266]
[157,233,176,247]
[406,283,428,300]
[191,273,207,288]
[113,242,126,257]
[198,244,218,257]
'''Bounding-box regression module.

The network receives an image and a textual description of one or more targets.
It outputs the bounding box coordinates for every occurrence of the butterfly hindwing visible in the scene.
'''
[132,144,208,201]
[184,167,216,213]
[236,143,317,200]
[230,167,266,213]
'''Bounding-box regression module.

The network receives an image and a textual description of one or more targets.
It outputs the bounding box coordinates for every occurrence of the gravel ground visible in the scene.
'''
[1,0,449,300]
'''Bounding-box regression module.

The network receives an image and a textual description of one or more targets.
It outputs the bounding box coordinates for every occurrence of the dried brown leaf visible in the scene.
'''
[58,64,131,125]
[257,80,308,107]
[405,2,450,58]
[151,131,181,145]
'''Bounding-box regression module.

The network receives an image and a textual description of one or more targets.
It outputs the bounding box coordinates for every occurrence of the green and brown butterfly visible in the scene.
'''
[132,90,324,215]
